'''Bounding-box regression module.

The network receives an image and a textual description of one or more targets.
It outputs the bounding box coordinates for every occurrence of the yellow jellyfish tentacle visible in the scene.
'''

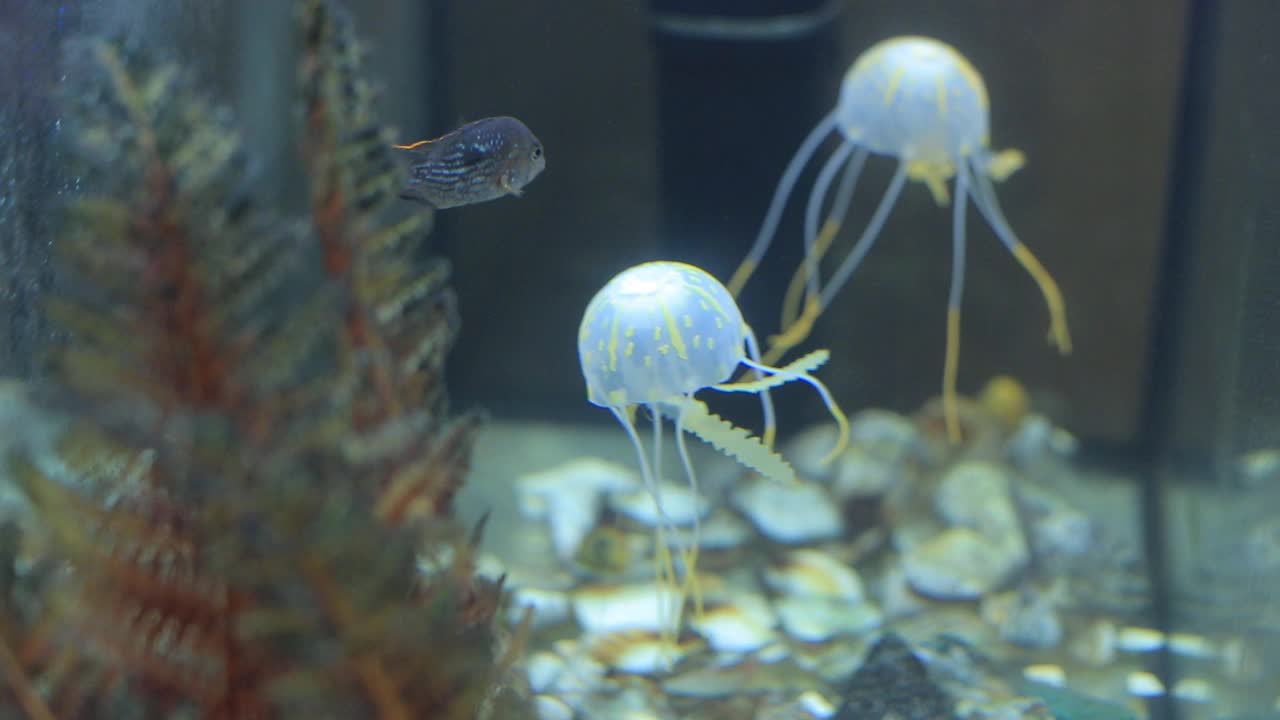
[739,355,849,466]
[817,161,909,317]
[986,147,1025,182]
[611,405,684,645]
[802,140,855,304]
[781,223,832,332]
[942,163,971,444]
[966,155,1072,354]
[764,160,909,366]
[728,111,839,298]
[782,146,870,331]
[714,348,831,395]
[765,295,821,367]
[672,399,705,622]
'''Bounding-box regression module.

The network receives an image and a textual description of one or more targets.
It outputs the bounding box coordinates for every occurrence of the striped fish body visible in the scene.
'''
[396,116,545,209]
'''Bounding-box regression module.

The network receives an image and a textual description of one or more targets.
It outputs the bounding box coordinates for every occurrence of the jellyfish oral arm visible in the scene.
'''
[964,155,1072,354]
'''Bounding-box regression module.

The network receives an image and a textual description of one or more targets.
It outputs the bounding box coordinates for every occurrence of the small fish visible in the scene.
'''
[393,116,545,209]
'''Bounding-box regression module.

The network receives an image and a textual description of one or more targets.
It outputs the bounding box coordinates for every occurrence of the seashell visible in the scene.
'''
[774,597,881,643]
[608,481,709,527]
[690,594,777,652]
[763,549,864,601]
[1021,663,1066,687]
[533,695,574,720]
[572,583,682,635]
[902,527,1024,600]
[733,478,842,544]
[586,631,698,674]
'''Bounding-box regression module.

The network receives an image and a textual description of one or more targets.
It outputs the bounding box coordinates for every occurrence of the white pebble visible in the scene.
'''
[798,690,837,718]
[609,481,709,527]
[733,479,842,544]
[1022,663,1066,687]
[764,549,864,601]
[775,597,881,643]
[1172,677,1213,703]
[515,458,639,560]
[525,651,566,693]
[1126,670,1166,697]
[691,594,777,652]
[533,695,574,720]
[1117,626,1166,653]
[573,583,682,635]
[508,587,571,629]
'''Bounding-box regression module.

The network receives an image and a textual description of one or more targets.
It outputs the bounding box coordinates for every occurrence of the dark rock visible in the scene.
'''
[834,633,955,720]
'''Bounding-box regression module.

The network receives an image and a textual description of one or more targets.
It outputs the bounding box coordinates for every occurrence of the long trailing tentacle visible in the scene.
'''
[966,155,1071,354]
[943,162,970,444]
[744,327,778,449]
[802,139,856,305]
[672,400,704,622]
[739,356,849,466]
[611,405,682,643]
[728,111,837,297]
[783,146,868,330]
[764,159,907,366]
[818,160,908,315]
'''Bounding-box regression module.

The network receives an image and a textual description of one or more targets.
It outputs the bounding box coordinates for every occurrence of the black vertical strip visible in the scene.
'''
[646,1,842,333]
[1138,2,1220,718]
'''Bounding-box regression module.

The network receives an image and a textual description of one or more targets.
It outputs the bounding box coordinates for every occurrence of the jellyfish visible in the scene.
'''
[726,35,1071,443]
[578,260,848,638]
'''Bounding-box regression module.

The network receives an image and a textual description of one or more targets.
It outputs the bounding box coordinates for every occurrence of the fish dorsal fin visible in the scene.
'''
[392,138,436,150]
[674,397,795,484]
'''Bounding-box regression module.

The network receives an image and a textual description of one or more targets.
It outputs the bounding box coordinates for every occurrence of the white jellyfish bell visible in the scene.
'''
[578,260,848,641]
[728,35,1072,443]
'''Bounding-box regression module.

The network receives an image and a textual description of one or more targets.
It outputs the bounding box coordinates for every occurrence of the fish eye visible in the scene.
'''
[532,145,543,160]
